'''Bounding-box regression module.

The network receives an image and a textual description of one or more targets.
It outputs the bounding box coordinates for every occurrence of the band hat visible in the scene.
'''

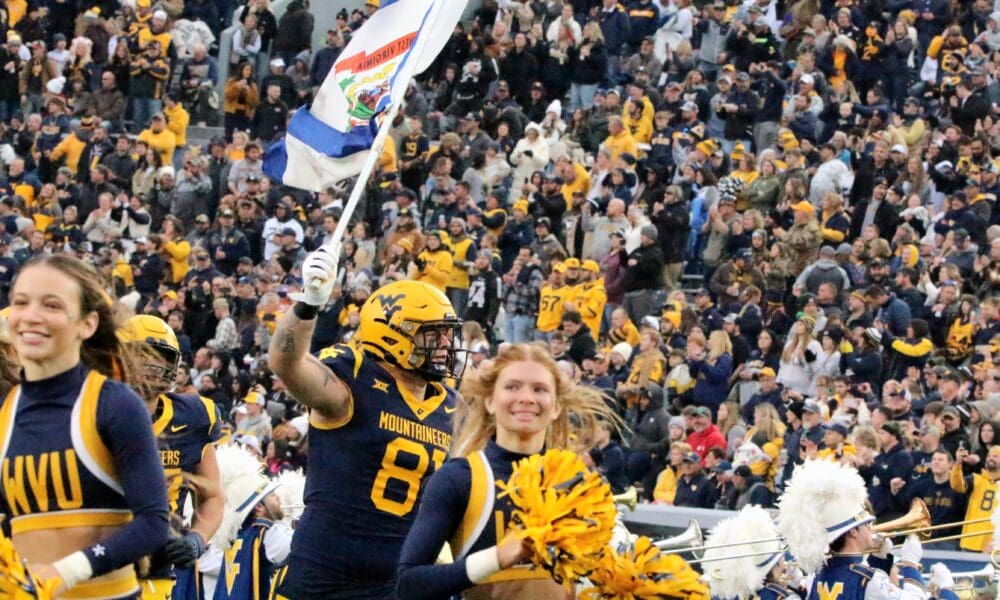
[702,505,787,599]
[211,445,282,552]
[777,460,875,573]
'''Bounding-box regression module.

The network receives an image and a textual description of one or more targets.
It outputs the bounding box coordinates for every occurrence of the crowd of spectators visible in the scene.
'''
[2,0,1000,547]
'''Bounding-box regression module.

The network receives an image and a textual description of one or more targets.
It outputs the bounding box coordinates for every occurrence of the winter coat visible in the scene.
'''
[686,425,727,463]
[874,293,912,337]
[598,4,631,55]
[623,243,664,292]
[274,2,313,54]
[508,125,549,196]
[687,354,733,417]
[630,397,671,458]
[784,220,822,274]
[499,47,539,104]
[569,41,608,85]
[795,258,851,294]
[742,386,785,424]
[652,199,689,263]
[601,248,627,305]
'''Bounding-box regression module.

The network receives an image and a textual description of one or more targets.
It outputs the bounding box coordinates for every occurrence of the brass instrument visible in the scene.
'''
[868,499,932,551]
[659,498,997,566]
[871,499,998,549]
[872,499,932,538]
[613,486,637,512]
[926,564,997,600]
[653,519,704,557]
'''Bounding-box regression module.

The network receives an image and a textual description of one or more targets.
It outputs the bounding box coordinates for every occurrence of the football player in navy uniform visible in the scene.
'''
[777,460,927,600]
[268,246,463,599]
[118,314,225,600]
[396,343,618,599]
[2,254,169,598]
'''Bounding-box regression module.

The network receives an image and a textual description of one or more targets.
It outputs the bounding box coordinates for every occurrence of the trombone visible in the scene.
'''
[871,499,998,549]
[661,500,998,564]
[654,520,704,558]
[614,486,638,512]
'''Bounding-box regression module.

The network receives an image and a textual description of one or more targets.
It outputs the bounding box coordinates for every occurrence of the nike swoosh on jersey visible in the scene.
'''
[170,424,188,432]
[444,406,457,414]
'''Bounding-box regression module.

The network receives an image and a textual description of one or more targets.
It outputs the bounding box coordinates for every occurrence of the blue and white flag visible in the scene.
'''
[263,0,466,191]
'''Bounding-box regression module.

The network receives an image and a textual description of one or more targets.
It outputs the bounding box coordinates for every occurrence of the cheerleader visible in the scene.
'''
[396,343,618,600]
[3,254,169,598]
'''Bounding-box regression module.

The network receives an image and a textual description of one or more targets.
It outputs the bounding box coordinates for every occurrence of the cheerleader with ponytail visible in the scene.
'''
[397,342,621,600]
[1,254,169,599]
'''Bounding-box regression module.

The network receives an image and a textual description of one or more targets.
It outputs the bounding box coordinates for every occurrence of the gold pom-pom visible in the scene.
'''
[497,449,616,588]
[580,536,710,600]
[0,531,60,599]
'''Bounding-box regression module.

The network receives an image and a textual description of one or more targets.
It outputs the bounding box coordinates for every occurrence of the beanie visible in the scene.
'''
[611,342,633,363]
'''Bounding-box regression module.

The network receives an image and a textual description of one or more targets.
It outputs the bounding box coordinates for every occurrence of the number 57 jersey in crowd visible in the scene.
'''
[279,343,456,592]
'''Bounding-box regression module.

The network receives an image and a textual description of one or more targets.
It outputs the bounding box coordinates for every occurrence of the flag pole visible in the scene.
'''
[324,0,449,257]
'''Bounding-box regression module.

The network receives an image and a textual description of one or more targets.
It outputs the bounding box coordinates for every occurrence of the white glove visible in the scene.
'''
[785,565,805,589]
[872,536,893,559]
[292,245,339,306]
[928,563,955,590]
[899,534,922,565]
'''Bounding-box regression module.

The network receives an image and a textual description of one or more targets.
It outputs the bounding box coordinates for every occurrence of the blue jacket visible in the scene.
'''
[868,442,914,519]
[742,385,784,425]
[598,5,631,55]
[673,472,715,508]
[688,353,733,416]
[875,293,912,337]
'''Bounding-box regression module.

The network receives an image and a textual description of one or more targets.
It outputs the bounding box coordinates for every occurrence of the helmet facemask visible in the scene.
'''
[141,344,180,393]
[405,319,465,382]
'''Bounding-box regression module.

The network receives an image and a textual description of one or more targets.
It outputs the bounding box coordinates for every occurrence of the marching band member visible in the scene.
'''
[210,444,291,600]
[118,315,225,600]
[200,469,304,600]
[268,246,463,599]
[701,505,800,600]
[3,255,169,598]
[777,460,927,600]
[396,343,618,600]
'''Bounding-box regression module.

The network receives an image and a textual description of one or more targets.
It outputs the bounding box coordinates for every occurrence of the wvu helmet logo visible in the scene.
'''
[376,293,406,321]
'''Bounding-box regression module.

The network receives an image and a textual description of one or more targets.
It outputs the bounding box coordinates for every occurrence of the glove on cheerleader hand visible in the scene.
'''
[291,245,338,307]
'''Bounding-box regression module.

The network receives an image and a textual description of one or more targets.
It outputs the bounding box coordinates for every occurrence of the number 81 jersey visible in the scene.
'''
[289,343,456,584]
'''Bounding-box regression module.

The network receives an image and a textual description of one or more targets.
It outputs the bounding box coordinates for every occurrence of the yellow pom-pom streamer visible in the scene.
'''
[496,449,616,589]
[0,531,60,599]
[580,536,710,600]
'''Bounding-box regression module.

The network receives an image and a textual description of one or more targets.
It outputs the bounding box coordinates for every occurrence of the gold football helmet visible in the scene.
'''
[357,280,462,381]
[118,314,181,388]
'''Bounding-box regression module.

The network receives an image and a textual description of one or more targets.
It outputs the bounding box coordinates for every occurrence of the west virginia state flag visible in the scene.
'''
[263,0,466,191]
